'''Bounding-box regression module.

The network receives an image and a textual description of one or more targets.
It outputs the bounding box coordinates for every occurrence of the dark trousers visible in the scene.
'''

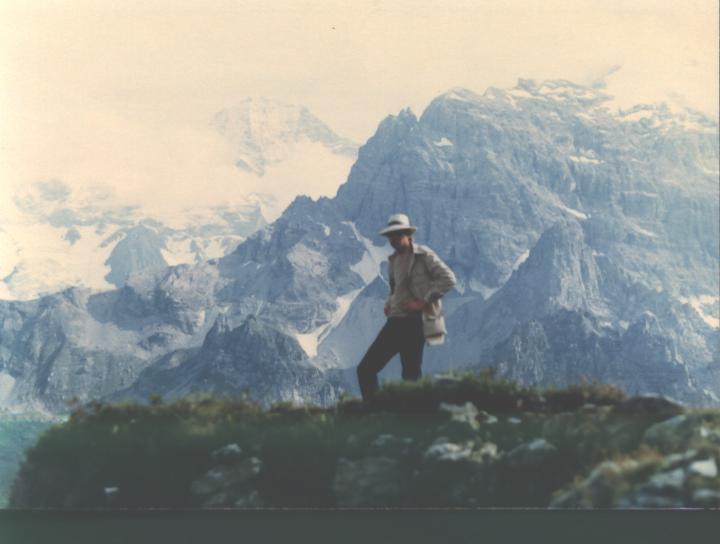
[356,313,425,401]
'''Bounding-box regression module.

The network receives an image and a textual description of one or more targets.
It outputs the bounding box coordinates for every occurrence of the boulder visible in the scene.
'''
[332,456,405,507]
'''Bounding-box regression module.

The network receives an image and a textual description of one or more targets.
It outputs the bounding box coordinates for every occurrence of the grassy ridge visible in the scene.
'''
[8,371,719,508]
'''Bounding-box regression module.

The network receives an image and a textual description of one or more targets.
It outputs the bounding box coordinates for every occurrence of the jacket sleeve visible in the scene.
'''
[421,249,457,303]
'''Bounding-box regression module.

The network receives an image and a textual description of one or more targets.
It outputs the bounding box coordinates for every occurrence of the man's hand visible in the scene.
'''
[401,298,430,312]
[384,303,390,316]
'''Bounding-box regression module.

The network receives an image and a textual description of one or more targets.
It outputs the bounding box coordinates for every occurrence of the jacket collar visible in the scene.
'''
[389,242,425,274]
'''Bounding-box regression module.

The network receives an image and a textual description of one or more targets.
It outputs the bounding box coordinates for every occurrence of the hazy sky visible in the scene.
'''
[1,0,718,223]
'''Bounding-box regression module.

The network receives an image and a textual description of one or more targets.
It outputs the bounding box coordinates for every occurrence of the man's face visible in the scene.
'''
[387,231,412,252]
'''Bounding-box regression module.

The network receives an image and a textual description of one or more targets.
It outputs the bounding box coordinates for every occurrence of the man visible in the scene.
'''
[356,213,457,401]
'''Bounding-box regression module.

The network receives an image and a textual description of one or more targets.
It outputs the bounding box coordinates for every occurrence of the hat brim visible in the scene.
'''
[379,225,417,236]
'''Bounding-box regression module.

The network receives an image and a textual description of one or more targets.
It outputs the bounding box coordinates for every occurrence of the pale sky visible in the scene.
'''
[1,0,718,224]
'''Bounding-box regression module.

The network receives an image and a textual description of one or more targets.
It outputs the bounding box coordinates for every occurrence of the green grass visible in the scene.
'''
[7,372,712,508]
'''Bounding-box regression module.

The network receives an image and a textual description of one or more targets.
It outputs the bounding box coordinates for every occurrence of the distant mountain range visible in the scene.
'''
[0,79,717,413]
[1,99,359,301]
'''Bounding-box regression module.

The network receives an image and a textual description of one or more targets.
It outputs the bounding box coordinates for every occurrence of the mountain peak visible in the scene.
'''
[211,97,358,176]
[438,87,482,103]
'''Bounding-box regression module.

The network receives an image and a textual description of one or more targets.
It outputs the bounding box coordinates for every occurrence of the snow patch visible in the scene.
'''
[679,295,720,329]
[445,90,474,103]
[469,278,499,299]
[161,239,196,265]
[0,373,16,404]
[621,109,655,122]
[0,223,115,300]
[433,137,453,147]
[508,88,534,99]
[318,288,363,345]
[556,204,588,220]
[629,223,658,238]
[296,287,363,359]
[295,332,320,359]
[569,155,601,165]
[512,250,530,270]
[344,221,392,284]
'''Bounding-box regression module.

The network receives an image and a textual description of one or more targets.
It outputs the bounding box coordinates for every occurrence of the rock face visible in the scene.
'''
[0,78,717,412]
[104,225,168,288]
[112,314,344,408]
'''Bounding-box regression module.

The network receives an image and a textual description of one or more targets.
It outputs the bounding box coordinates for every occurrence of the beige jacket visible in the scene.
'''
[386,243,457,344]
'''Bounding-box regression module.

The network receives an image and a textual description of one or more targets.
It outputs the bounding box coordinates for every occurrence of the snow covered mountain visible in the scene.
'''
[0,202,266,300]
[0,79,717,412]
[2,98,359,300]
[212,97,358,176]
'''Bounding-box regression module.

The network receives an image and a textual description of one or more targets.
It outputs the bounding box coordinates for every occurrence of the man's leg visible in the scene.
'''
[399,314,425,381]
[357,319,401,400]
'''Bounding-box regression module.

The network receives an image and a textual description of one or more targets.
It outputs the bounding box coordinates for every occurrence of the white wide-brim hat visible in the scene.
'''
[379,213,417,236]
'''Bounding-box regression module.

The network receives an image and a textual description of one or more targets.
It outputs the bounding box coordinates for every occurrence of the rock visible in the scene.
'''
[234,490,264,508]
[550,460,625,508]
[211,443,243,463]
[478,411,498,424]
[688,458,718,478]
[369,434,414,456]
[191,457,262,496]
[699,426,720,442]
[116,315,345,408]
[103,486,119,505]
[103,486,119,496]
[660,449,699,471]
[586,461,623,507]
[549,488,581,508]
[332,456,404,507]
[550,447,716,508]
[227,457,262,483]
[505,439,558,467]
[646,468,686,492]
[439,402,480,430]
[691,489,720,508]
[645,414,720,452]
[424,441,474,463]
[642,415,690,451]
[371,434,396,447]
[191,469,226,496]
[205,491,231,507]
[588,461,622,481]
[469,442,499,463]
[507,417,522,425]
